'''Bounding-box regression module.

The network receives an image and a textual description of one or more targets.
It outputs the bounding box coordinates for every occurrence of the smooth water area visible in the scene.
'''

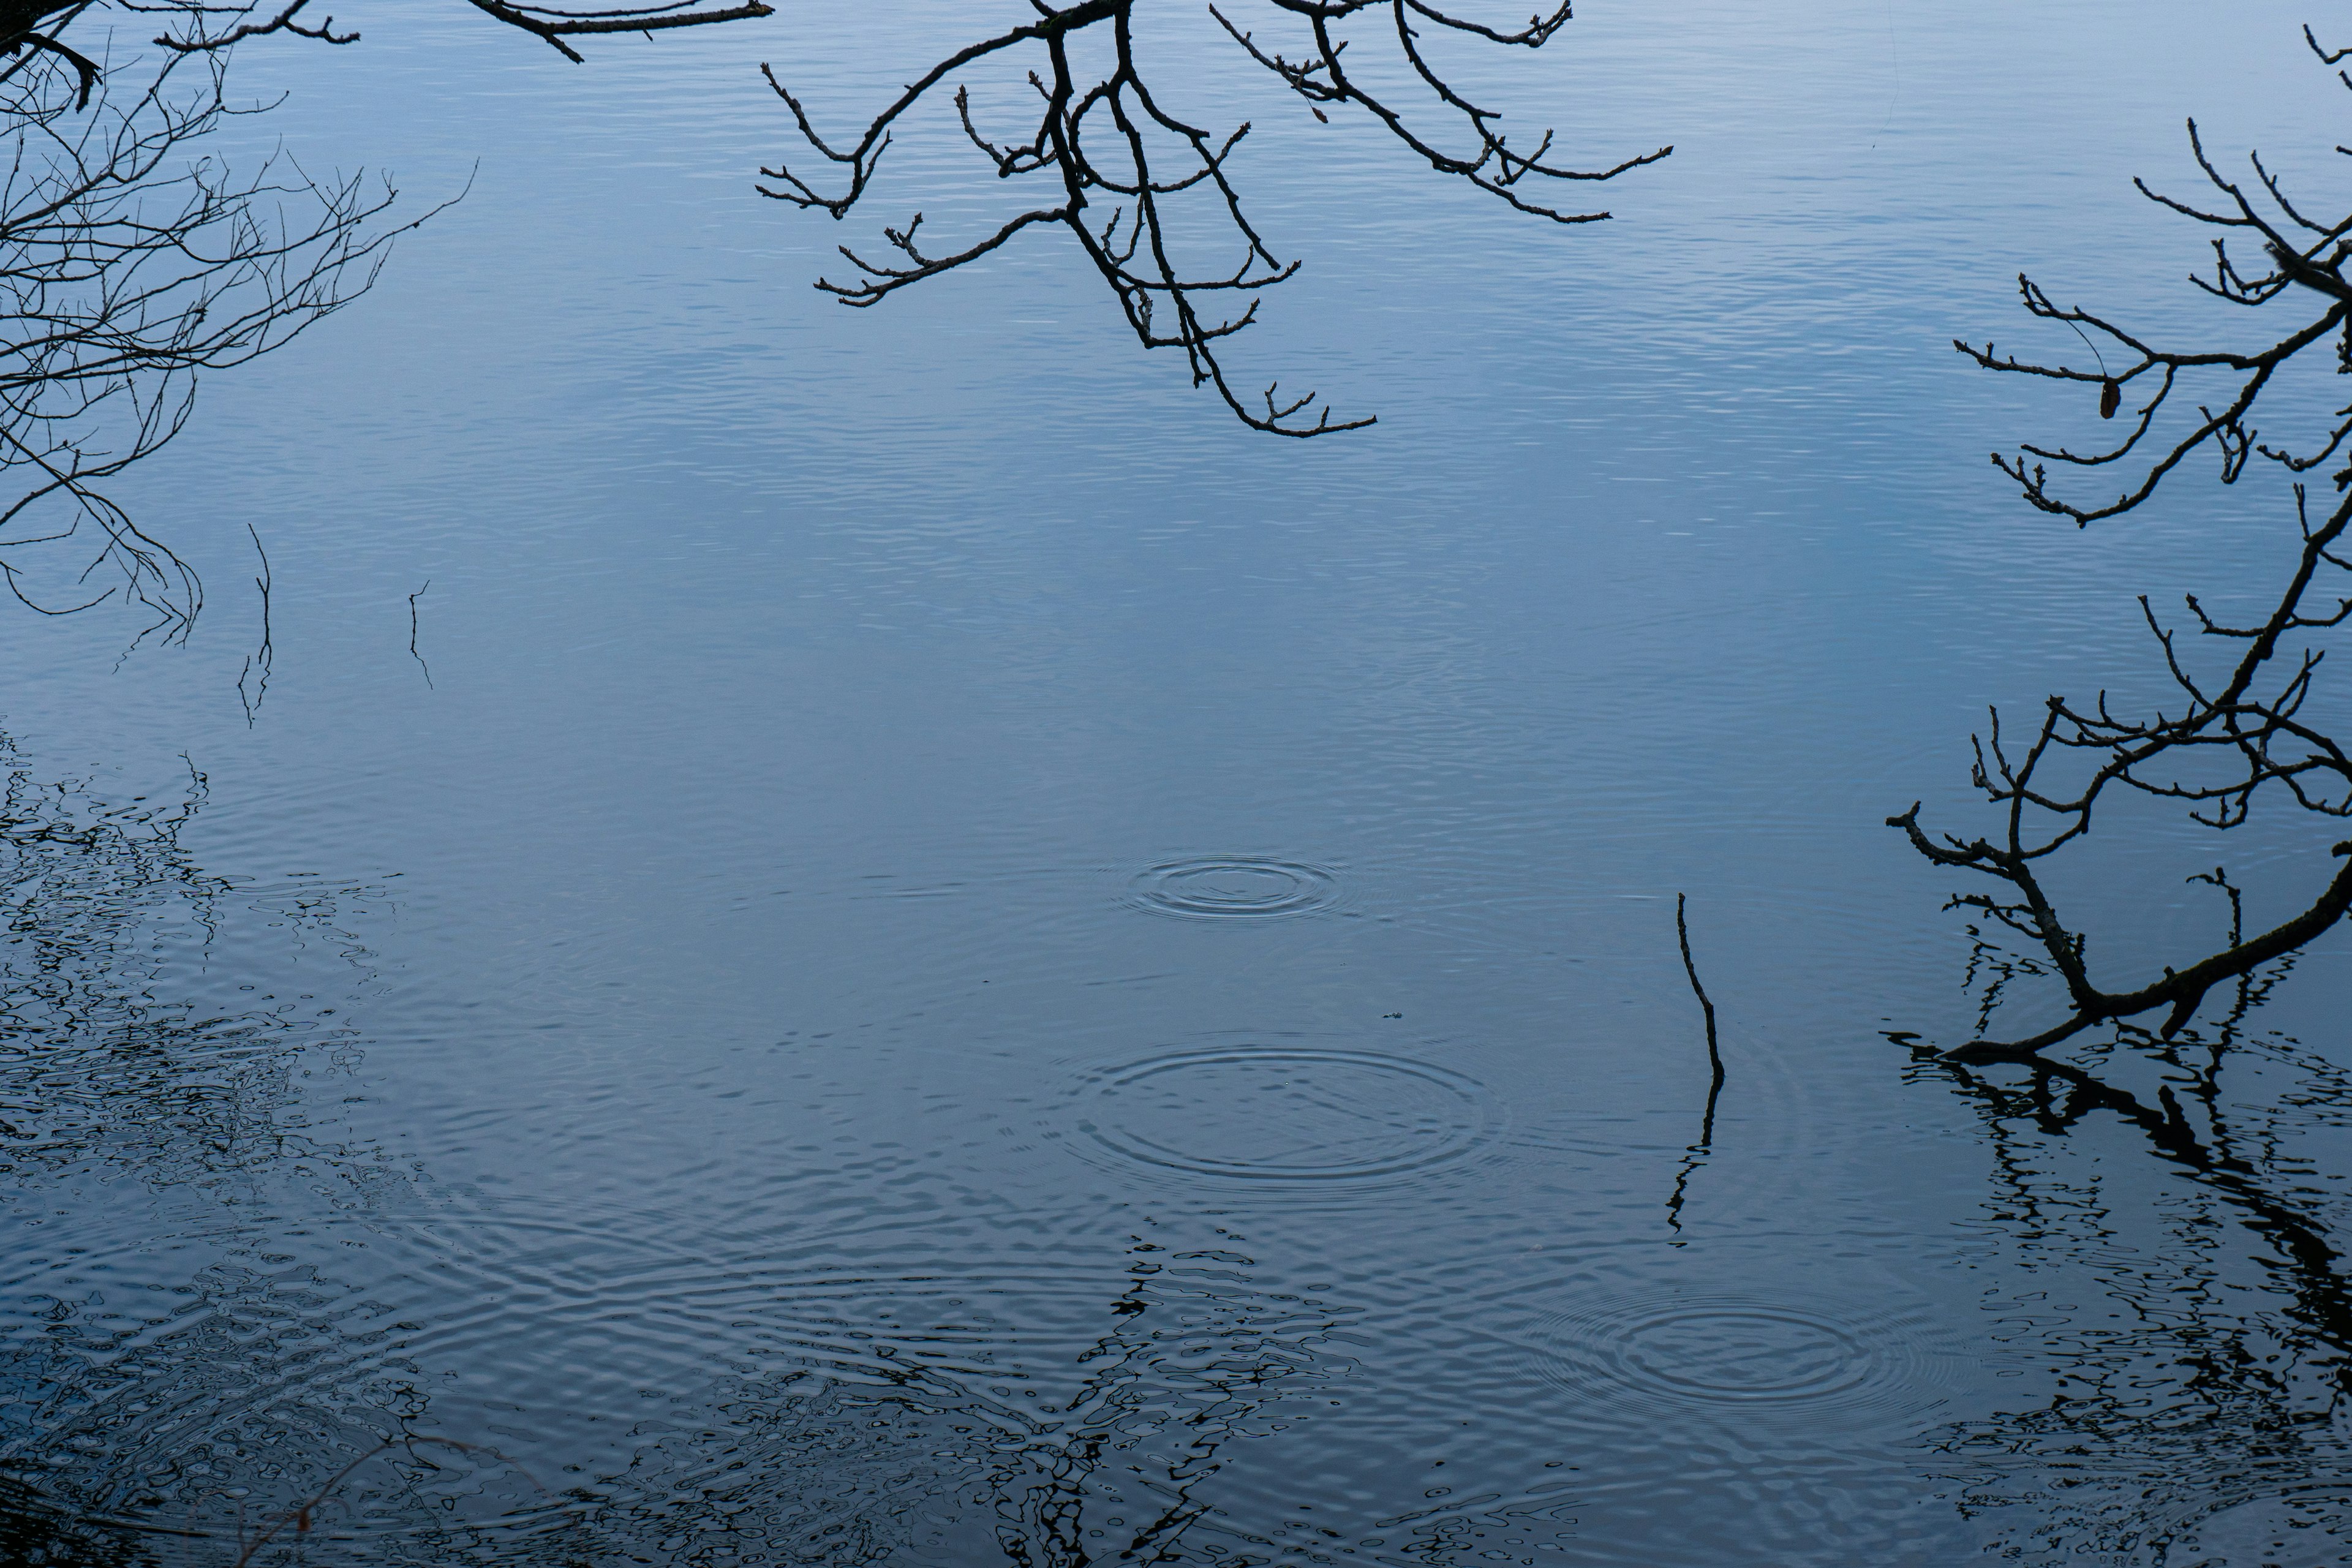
[2,1,2349,1562]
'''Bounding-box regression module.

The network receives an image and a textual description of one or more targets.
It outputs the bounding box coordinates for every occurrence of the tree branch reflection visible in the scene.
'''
[1900,997,2352,1556]
[0,734,420,1555]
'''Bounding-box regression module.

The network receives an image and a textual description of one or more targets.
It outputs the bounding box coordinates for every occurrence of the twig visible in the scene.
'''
[407,578,432,688]
[235,522,271,725]
[1675,892,1726,1116]
[1666,893,1727,1239]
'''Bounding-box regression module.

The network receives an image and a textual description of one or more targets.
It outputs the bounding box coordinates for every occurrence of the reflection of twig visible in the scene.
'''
[407,578,431,688]
[228,1431,556,1568]
[1918,1039,2352,1390]
[235,522,271,725]
[1666,894,1727,1239]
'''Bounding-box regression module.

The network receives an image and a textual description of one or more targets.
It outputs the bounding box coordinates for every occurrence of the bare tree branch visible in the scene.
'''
[761,1,1667,434]
[0,42,442,641]
[1900,31,2352,1060]
[135,0,772,61]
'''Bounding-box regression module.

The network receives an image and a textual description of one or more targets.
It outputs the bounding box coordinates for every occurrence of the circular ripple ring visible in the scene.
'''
[1126,858,1340,920]
[1062,1044,1497,1185]
[1526,1293,1964,1428]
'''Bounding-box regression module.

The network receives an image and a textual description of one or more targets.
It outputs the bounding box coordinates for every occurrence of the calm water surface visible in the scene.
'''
[2,2,2348,1562]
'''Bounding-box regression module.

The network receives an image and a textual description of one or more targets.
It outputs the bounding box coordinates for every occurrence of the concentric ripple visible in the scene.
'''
[1527,1293,1964,1427]
[1058,1044,1498,1185]
[1125,858,1340,920]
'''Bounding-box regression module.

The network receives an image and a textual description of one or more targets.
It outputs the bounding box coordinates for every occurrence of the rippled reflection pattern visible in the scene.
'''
[560,1235,1357,1566]
[1911,1011,2352,1565]
[6,3,2352,1564]
[2171,1493,2352,1568]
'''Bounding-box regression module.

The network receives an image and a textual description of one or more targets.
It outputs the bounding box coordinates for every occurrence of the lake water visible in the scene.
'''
[3,2,2350,1563]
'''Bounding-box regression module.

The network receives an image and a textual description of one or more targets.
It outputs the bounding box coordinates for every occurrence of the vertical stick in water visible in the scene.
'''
[1666,894,1727,1239]
[1676,892,1725,1145]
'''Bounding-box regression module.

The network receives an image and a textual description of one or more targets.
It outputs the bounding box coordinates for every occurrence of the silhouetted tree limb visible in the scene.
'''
[1888,480,2352,1057]
[0,0,771,641]
[147,0,357,55]
[1956,28,2352,524]
[1900,28,2352,1058]
[0,43,432,642]
[134,0,772,62]
[761,1,1667,434]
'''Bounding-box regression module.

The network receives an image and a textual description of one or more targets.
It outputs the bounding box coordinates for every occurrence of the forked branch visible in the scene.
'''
[760,0,1666,434]
[1902,29,2352,1058]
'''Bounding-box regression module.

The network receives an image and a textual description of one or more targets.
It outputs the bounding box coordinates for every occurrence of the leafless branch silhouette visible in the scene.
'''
[1956,26,2352,526]
[1898,27,2352,1060]
[0,0,772,641]
[0,38,435,642]
[134,0,773,62]
[759,1,1667,434]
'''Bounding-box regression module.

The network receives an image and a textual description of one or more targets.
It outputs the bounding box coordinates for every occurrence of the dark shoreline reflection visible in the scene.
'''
[0,734,410,1561]
[561,1226,1358,1567]
[1896,960,2352,1563]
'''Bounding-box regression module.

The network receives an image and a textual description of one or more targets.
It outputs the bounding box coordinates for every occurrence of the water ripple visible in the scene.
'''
[1054,1042,1499,1189]
[2165,1488,2352,1567]
[1525,1291,1966,1429]
[1123,858,1340,920]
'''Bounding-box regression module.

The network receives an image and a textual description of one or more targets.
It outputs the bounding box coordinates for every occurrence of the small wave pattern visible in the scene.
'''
[2166,1490,2351,1567]
[1057,1042,1498,1189]
[1528,1292,1963,1431]
[1125,858,1340,921]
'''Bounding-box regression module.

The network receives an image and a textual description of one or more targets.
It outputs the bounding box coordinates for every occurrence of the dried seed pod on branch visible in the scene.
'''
[1898,26,2352,1060]
[759,1,1668,435]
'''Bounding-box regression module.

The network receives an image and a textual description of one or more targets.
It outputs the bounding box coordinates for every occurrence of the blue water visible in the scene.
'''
[1,2,2347,1562]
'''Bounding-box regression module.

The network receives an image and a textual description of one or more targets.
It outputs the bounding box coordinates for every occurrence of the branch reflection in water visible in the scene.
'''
[0,734,428,1559]
[586,1231,1355,1566]
[1897,988,2352,1561]
[0,741,1359,1563]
